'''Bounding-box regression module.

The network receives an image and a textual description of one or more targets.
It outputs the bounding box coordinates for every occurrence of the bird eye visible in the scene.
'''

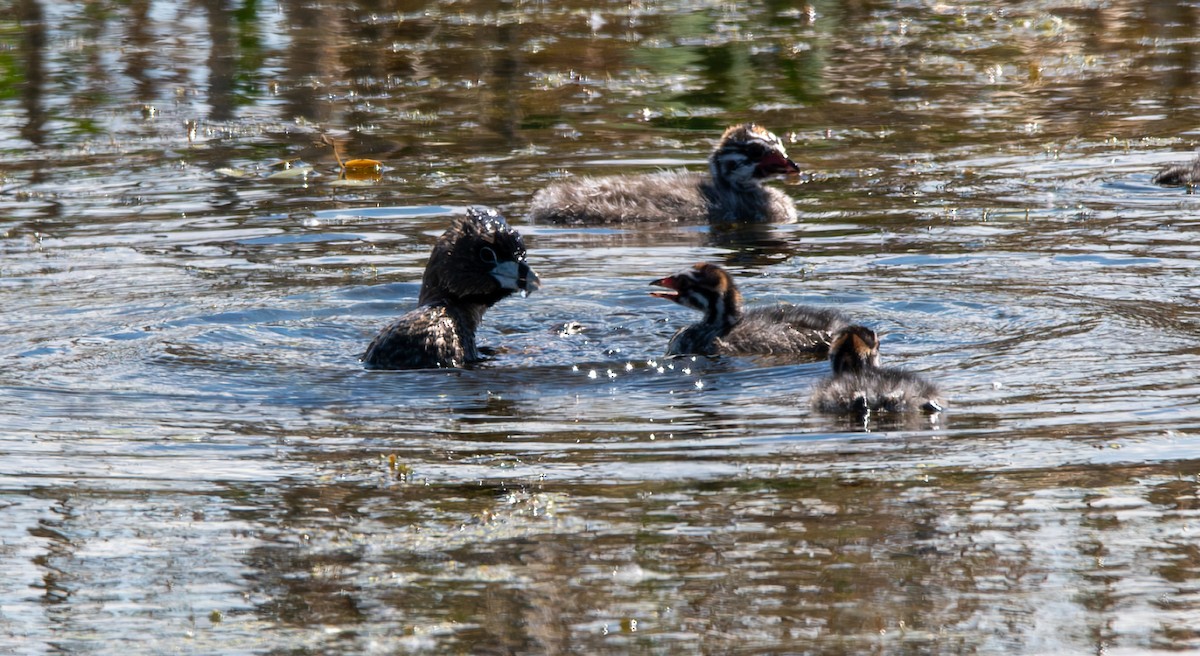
[746,143,767,159]
[479,246,498,264]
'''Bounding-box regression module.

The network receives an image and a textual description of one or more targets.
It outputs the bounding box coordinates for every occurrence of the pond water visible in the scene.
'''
[4,0,1200,653]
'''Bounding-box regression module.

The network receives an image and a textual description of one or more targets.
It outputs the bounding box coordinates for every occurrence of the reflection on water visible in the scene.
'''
[4,0,1200,652]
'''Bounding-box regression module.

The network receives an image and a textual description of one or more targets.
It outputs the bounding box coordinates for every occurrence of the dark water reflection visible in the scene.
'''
[4,0,1200,653]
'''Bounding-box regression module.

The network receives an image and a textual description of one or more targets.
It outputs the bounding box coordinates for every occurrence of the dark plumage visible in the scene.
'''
[810,325,943,416]
[361,208,540,370]
[1153,157,1200,186]
[649,262,847,358]
[529,124,800,225]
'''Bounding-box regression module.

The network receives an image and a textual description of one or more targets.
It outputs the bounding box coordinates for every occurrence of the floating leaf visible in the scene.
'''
[328,177,377,187]
[342,158,383,182]
[215,167,251,179]
[267,165,313,180]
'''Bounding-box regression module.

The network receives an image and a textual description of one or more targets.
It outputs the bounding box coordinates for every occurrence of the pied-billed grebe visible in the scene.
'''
[1153,156,1200,187]
[649,262,848,357]
[361,207,540,370]
[810,325,943,415]
[528,124,800,225]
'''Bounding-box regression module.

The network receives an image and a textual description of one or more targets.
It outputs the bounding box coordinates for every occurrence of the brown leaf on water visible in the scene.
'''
[342,158,383,181]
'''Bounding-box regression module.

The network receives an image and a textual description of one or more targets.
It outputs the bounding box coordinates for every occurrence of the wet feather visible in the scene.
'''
[361,207,539,370]
[529,124,799,225]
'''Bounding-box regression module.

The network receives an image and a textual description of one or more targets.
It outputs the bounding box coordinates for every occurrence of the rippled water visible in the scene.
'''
[4,0,1200,653]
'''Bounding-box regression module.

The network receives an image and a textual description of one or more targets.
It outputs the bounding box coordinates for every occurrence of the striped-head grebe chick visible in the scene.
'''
[811,325,943,416]
[361,208,540,370]
[528,124,800,225]
[649,262,848,358]
[1153,156,1200,187]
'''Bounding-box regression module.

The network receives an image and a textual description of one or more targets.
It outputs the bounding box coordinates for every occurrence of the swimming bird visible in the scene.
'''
[1153,156,1200,187]
[810,325,943,416]
[649,262,847,357]
[529,124,800,225]
[361,208,540,369]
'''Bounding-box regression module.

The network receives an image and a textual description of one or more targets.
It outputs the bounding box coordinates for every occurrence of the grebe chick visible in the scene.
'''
[810,325,943,415]
[649,262,847,358]
[529,124,800,225]
[361,207,540,370]
[1153,156,1200,187]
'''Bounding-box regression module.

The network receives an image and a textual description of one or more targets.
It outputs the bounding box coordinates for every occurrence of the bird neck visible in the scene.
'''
[702,171,770,223]
[420,291,489,334]
[830,356,860,376]
[830,350,878,376]
[666,297,742,357]
[709,155,762,191]
[701,292,742,339]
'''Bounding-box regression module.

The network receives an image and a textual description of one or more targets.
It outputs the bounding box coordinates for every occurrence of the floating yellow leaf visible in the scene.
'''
[342,158,383,181]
